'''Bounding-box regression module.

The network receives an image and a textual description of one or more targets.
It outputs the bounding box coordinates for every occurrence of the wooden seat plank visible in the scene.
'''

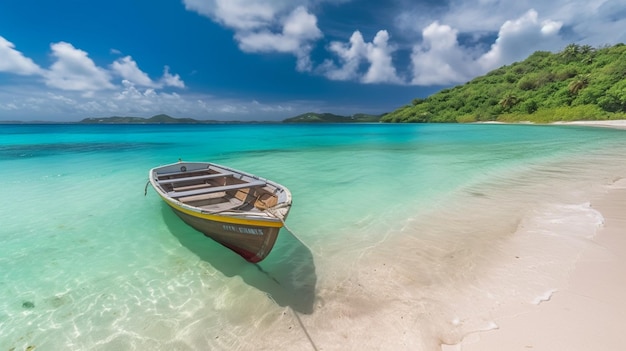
[168,180,266,198]
[158,172,234,184]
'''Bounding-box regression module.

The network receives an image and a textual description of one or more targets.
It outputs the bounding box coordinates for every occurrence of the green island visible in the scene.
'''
[383,43,626,123]
[282,112,382,123]
[79,114,218,124]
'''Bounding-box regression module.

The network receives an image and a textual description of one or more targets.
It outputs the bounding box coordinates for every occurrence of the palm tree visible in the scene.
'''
[580,45,595,55]
[568,74,590,94]
[579,45,595,64]
[561,44,581,62]
[499,92,519,110]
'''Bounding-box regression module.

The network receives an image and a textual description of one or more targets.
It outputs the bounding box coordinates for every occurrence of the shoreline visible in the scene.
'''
[476,119,626,130]
[552,120,626,129]
[445,172,626,349]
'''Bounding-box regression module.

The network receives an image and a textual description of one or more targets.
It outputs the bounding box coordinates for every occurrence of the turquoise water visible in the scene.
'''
[1,123,625,350]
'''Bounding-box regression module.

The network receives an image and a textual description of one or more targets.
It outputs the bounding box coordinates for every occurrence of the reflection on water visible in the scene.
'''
[161,205,317,314]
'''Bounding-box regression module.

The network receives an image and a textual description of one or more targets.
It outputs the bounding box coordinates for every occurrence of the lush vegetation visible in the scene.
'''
[382,43,626,123]
[283,112,382,123]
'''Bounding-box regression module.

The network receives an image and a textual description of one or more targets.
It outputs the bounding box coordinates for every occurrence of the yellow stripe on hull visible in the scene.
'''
[161,195,283,228]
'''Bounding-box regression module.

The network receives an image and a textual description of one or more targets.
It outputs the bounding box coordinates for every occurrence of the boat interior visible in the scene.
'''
[155,167,279,213]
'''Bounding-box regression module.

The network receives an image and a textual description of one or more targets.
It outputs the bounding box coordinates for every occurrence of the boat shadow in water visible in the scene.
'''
[161,206,317,314]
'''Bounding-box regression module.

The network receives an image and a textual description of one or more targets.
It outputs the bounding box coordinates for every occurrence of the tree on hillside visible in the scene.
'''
[560,44,581,62]
[499,92,519,111]
[568,74,590,94]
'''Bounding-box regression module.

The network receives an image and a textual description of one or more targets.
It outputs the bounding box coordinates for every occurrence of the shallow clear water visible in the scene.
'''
[1,123,625,350]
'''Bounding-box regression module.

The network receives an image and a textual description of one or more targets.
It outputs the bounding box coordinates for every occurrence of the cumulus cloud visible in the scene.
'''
[410,10,565,86]
[160,66,186,88]
[321,30,402,84]
[110,56,155,87]
[362,31,402,84]
[110,57,185,89]
[183,1,322,71]
[44,42,116,91]
[0,35,185,94]
[0,36,43,75]
[410,22,478,85]
[478,10,563,70]
[322,31,367,81]
[183,0,282,30]
[237,6,322,71]
[236,7,322,50]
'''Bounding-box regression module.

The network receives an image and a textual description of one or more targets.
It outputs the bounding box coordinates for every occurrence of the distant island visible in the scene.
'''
[282,112,383,123]
[383,43,626,123]
[79,114,219,124]
[77,112,384,124]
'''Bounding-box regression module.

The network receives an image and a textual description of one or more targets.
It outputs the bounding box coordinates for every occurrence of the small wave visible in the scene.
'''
[532,288,558,305]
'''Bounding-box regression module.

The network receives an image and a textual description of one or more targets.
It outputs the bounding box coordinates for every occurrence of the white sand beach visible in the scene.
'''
[444,178,626,351]
[553,120,626,129]
[444,122,626,351]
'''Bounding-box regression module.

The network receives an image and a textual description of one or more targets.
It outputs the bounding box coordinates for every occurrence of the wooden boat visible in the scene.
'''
[149,161,292,263]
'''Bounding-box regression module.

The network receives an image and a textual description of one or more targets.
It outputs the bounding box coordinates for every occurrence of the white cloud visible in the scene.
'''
[0,36,43,75]
[0,36,185,93]
[410,22,478,85]
[283,6,321,41]
[44,42,115,91]
[184,1,322,71]
[183,0,280,30]
[322,30,402,84]
[159,66,186,88]
[410,10,565,86]
[110,57,185,89]
[235,6,322,71]
[322,31,367,81]
[362,30,402,84]
[478,10,563,70]
[110,56,155,87]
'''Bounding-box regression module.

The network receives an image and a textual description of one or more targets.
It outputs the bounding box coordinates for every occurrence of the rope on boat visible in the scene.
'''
[144,180,150,196]
[267,206,314,254]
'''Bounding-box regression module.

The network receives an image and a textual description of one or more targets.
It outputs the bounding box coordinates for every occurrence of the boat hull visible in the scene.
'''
[167,203,281,263]
[149,161,291,263]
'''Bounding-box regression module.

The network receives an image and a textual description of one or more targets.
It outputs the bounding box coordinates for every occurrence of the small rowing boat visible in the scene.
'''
[148,161,292,263]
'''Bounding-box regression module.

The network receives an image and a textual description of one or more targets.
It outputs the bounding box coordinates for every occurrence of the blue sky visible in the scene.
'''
[1,0,625,122]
